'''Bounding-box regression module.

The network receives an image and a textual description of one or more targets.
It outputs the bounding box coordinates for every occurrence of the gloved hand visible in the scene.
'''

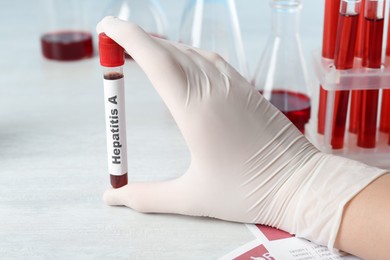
[97,16,387,251]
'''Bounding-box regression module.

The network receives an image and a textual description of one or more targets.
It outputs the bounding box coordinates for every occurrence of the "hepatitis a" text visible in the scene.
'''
[108,95,122,165]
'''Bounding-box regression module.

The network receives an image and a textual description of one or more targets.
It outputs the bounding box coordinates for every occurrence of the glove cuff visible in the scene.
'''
[288,153,388,251]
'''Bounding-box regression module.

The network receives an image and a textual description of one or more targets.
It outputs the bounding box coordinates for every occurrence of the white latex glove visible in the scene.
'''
[97,17,387,250]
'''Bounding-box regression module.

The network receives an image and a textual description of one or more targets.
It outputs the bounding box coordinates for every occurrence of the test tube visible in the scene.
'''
[380,15,390,135]
[358,0,385,148]
[349,0,365,134]
[354,0,366,58]
[99,33,128,188]
[318,0,341,134]
[385,9,390,145]
[331,0,360,149]
[380,87,390,134]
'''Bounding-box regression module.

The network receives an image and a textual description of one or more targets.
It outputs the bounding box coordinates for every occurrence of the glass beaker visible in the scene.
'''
[252,0,310,133]
[40,0,94,61]
[103,0,168,39]
[179,0,249,79]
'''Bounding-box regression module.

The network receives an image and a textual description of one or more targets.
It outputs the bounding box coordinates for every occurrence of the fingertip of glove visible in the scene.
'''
[97,16,129,36]
[97,16,150,51]
[101,16,119,26]
[100,16,141,34]
[96,16,113,34]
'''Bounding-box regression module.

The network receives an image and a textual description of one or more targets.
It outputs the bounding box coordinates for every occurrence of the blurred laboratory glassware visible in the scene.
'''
[252,0,310,133]
[179,0,249,79]
[103,0,168,39]
[40,0,94,61]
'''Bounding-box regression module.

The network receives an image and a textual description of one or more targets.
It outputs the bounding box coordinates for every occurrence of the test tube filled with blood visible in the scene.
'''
[358,0,385,148]
[380,89,390,134]
[318,0,341,134]
[380,14,390,136]
[349,0,366,134]
[330,0,360,149]
[99,33,128,188]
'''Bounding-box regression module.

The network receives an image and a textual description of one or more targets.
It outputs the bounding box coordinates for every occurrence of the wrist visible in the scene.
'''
[288,153,387,250]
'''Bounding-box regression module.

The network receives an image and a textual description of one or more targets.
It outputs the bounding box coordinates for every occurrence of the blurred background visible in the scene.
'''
[0,0,323,78]
[1,2,386,258]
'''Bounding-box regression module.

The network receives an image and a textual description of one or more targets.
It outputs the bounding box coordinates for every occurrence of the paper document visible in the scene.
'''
[220,224,361,260]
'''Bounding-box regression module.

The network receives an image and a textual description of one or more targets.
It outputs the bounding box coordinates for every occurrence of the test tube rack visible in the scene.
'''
[306,50,390,169]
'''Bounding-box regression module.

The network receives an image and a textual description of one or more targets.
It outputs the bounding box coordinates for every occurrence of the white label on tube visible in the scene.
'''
[103,77,128,176]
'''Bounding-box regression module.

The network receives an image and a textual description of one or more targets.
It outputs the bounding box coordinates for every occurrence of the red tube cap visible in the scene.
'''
[99,33,124,67]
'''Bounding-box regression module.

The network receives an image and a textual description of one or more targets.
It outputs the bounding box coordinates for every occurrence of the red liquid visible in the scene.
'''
[362,18,383,68]
[263,90,311,134]
[380,90,390,133]
[383,2,390,143]
[355,0,366,58]
[350,1,365,133]
[41,31,93,61]
[349,90,361,133]
[330,91,350,148]
[359,90,379,148]
[110,173,128,189]
[334,14,359,70]
[387,15,390,57]
[322,0,342,59]
[331,13,359,149]
[381,10,390,135]
[318,0,341,135]
[318,87,328,134]
[104,72,124,80]
[358,17,384,148]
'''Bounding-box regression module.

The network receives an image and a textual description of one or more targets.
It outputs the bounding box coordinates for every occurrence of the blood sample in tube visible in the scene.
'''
[330,0,360,149]
[380,12,390,134]
[358,0,384,148]
[380,90,390,133]
[349,0,365,134]
[318,0,341,135]
[99,33,128,188]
